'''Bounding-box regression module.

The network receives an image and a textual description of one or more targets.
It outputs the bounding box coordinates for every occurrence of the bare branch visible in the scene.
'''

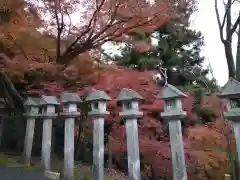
[54,0,64,61]
[65,9,72,37]
[215,0,238,42]
[60,0,106,57]
[231,11,240,35]
[215,0,226,42]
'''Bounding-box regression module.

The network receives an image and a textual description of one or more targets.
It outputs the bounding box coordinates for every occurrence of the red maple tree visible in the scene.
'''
[33,0,180,64]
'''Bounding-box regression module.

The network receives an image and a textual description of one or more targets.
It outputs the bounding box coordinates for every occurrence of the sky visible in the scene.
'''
[191,0,238,86]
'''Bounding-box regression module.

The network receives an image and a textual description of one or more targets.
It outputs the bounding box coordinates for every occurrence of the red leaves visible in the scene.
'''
[28,82,64,96]
[31,0,177,64]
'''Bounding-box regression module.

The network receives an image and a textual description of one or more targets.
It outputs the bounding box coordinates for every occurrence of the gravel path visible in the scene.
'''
[104,168,129,180]
[0,167,50,180]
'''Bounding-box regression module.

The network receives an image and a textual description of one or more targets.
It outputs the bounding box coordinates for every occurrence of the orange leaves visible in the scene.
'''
[187,119,235,179]
[0,52,58,81]
[0,0,56,65]
[187,120,230,149]
[31,0,177,64]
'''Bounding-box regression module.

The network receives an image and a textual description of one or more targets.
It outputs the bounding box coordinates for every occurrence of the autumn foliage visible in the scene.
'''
[0,0,179,96]
[0,0,236,180]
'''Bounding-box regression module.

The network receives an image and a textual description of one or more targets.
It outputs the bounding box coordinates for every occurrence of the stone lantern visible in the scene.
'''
[86,89,111,180]
[60,92,81,180]
[160,84,187,180]
[39,95,59,170]
[218,78,240,163]
[23,97,41,165]
[116,88,143,180]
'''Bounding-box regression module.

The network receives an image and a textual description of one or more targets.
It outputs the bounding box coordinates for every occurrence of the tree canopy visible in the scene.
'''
[0,0,185,108]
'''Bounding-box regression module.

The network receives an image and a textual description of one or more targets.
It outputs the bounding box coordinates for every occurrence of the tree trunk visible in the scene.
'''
[107,134,112,168]
[236,24,240,80]
[57,43,92,65]
[1,72,23,103]
[0,118,4,148]
[224,41,236,78]
[51,126,57,159]
[74,121,82,160]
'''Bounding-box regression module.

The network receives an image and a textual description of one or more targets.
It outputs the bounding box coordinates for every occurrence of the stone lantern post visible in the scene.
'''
[23,97,41,165]
[218,78,240,163]
[86,89,111,180]
[160,84,188,180]
[116,88,143,180]
[39,95,59,170]
[60,92,81,180]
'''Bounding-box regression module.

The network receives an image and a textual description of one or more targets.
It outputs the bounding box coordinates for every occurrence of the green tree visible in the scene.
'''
[114,1,217,91]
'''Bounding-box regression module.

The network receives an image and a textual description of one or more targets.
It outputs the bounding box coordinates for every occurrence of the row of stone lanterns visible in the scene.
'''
[20,76,240,180]
[23,83,190,180]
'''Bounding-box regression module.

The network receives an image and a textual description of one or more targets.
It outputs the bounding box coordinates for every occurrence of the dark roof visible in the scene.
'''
[86,89,111,102]
[24,97,41,106]
[159,84,187,100]
[39,95,59,105]
[218,77,240,97]
[60,92,82,103]
[116,88,144,102]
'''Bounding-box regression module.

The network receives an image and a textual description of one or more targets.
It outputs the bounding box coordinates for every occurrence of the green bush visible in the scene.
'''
[0,154,16,166]
[196,105,216,124]
[185,84,216,124]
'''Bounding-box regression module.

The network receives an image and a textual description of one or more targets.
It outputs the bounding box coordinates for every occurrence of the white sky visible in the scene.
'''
[191,0,238,86]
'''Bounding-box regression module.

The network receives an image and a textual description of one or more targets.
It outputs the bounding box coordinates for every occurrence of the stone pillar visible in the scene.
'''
[218,78,240,163]
[23,97,41,165]
[40,95,59,170]
[60,92,82,180]
[116,88,143,180]
[160,84,188,180]
[86,89,111,180]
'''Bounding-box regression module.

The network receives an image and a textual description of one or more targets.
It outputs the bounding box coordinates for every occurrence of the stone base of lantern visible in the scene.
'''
[119,111,143,119]
[224,111,240,121]
[161,111,187,120]
[88,111,109,118]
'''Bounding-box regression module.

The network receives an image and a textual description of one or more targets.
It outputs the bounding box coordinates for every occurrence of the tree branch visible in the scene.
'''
[63,0,106,53]
[215,0,226,43]
[231,11,240,35]
[215,0,237,42]
[54,0,64,61]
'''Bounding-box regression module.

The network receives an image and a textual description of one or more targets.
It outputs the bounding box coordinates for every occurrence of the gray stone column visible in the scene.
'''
[60,92,81,180]
[39,95,59,170]
[218,78,240,164]
[86,89,111,180]
[116,88,143,180]
[23,97,41,165]
[160,84,188,180]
